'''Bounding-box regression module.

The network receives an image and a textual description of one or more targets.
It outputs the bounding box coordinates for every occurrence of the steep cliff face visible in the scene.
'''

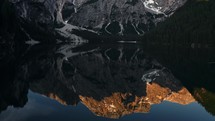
[64,0,187,35]
[9,0,187,35]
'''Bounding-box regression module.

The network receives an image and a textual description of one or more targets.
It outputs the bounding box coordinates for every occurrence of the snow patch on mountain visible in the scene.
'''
[142,0,163,14]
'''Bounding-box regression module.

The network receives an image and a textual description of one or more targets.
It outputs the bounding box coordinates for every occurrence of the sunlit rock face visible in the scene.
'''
[165,87,196,105]
[10,44,194,119]
[10,0,187,35]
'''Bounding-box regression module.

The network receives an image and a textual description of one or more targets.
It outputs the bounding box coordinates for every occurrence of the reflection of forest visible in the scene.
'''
[143,45,215,116]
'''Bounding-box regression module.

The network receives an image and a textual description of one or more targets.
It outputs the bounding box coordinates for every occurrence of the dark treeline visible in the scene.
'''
[142,0,215,47]
[141,1,215,114]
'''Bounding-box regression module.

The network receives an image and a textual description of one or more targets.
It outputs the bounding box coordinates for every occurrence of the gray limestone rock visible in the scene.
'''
[9,0,187,35]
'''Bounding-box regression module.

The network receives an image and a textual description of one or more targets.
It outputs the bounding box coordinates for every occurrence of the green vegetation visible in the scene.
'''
[194,88,215,116]
[143,0,215,47]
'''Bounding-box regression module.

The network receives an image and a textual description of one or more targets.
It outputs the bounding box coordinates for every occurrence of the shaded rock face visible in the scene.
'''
[4,44,194,119]
[0,68,28,113]
[9,0,187,35]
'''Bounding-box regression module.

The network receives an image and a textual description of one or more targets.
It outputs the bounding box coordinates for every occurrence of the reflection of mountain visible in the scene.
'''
[79,83,194,119]
[7,43,215,119]
[30,76,80,106]
[142,45,215,116]
[3,44,193,118]
[0,68,28,113]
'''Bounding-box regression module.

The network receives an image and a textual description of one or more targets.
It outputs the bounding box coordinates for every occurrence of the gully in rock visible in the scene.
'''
[7,0,187,43]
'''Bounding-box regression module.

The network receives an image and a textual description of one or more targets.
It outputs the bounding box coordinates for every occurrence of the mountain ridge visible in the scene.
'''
[9,0,186,36]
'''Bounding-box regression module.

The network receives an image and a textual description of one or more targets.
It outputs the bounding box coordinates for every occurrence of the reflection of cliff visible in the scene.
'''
[13,45,194,119]
[0,68,28,113]
[30,77,80,106]
[142,46,215,116]
[79,82,194,119]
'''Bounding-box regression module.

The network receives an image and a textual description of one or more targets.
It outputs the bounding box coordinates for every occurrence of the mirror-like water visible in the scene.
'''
[0,43,215,121]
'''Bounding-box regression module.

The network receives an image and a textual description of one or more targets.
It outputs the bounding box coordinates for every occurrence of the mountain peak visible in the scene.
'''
[10,0,187,36]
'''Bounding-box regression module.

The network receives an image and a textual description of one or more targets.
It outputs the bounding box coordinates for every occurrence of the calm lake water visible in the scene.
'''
[0,43,215,121]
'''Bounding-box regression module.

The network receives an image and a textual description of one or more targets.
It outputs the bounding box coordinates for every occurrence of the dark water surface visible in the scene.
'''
[0,91,214,121]
[0,43,215,121]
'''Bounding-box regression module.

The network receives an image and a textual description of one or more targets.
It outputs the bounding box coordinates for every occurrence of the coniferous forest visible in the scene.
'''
[143,0,215,47]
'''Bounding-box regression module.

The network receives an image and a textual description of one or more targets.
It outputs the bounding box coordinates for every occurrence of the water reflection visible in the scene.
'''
[0,43,215,121]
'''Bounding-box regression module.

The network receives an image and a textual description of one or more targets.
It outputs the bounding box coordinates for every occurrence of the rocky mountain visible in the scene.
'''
[8,0,187,37]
